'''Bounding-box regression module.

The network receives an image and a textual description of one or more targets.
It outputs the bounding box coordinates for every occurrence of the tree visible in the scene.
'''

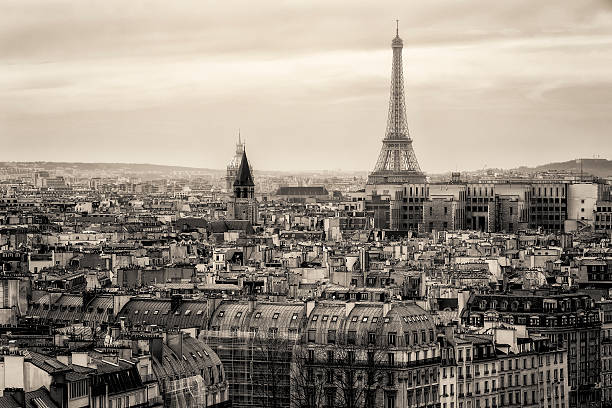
[252,330,294,408]
[291,332,389,408]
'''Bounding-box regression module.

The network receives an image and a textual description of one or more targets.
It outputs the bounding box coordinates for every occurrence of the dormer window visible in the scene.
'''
[322,315,328,321]
[272,313,279,319]
[218,311,225,317]
[255,312,261,318]
[235,312,242,318]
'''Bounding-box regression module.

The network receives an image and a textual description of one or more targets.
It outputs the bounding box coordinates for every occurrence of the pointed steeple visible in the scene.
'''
[234,150,254,187]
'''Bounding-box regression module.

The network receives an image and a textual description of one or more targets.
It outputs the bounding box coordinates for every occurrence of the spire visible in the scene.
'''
[396,19,399,37]
[238,128,241,145]
[234,150,254,187]
[386,23,408,140]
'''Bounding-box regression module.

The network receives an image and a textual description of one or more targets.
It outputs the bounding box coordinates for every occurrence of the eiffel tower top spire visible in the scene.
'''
[386,20,410,141]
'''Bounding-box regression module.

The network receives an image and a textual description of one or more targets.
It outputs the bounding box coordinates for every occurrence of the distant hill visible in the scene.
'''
[515,159,612,178]
[0,161,367,178]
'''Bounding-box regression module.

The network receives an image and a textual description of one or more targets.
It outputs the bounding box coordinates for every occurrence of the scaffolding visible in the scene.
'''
[201,329,298,408]
[165,374,206,408]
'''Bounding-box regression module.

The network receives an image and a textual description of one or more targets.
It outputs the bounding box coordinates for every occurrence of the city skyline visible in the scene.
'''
[2,1,612,173]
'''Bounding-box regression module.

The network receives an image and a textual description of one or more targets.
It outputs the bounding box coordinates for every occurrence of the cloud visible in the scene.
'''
[1,0,611,172]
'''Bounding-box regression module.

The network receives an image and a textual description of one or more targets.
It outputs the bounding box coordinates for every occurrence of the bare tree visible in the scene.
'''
[291,332,389,408]
[290,345,327,408]
[252,330,294,408]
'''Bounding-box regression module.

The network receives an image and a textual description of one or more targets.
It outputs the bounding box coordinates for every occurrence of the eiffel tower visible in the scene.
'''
[367,22,425,185]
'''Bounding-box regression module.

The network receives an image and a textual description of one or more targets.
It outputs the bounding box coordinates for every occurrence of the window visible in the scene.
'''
[388,332,397,346]
[272,312,279,319]
[328,330,336,344]
[388,352,395,366]
[308,330,315,342]
[255,312,261,318]
[312,315,318,321]
[70,380,88,399]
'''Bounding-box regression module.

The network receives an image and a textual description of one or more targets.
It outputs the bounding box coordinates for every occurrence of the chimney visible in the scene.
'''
[382,301,392,317]
[170,295,182,312]
[166,332,183,357]
[248,297,257,313]
[149,337,163,362]
[306,299,316,318]
[345,301,355,317]
[8,340,17,354]
[71,351,89,368]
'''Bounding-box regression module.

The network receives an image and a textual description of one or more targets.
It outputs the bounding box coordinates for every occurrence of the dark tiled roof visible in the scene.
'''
[117,298,213,329]
[276,186,329,196]
[0,396,19,408]
[27,351,69,373]
[25,387,60,408]
[90,360,144,397]
[208,220,253,234]
[151,336,223,386]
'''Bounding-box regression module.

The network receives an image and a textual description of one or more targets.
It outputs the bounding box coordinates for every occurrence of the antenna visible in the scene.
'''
[396,19,399,36]
[238,129,241,145]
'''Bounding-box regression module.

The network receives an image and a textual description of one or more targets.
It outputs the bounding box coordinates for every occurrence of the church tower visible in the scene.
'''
[227,150,258,224]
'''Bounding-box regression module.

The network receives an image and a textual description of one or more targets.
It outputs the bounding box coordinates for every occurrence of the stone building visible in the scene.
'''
[461,291,601,408]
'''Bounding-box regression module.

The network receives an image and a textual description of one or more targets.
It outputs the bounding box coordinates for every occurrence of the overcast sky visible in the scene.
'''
[1,1,611,173]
